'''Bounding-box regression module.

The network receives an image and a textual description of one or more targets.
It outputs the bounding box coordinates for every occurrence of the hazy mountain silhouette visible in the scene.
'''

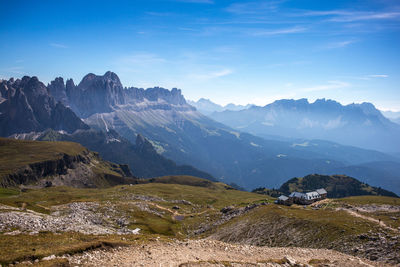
[211,99,400,153]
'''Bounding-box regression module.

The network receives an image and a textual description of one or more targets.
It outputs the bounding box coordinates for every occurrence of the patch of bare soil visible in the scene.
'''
[67,239,385,267]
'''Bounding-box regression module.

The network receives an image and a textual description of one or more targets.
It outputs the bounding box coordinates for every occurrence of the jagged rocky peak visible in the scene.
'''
[0,75,88,137]
[18,76,49,98]
[48,77,68,105]
[146,87,186,105]
[66,78,75,89]
[78,71,123,90]
[125,86,187,105]
[64,71,126,118]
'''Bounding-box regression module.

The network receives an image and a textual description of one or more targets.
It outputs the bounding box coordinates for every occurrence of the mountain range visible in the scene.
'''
[1,72,400,194]
[210,98,400,154]
[188,98,252,115]
[0,76,214,181]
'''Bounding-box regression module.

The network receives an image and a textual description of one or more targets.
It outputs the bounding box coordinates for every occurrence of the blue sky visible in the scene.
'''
[0,0,399,110]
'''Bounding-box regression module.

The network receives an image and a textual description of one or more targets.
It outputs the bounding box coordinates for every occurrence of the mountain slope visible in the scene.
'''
[211,99,400,153]
[38,129,215,180]
[278,174,398,198]
[0,137,135,188]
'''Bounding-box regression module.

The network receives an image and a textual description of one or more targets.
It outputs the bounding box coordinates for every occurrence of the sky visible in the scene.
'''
[0,0,399,111]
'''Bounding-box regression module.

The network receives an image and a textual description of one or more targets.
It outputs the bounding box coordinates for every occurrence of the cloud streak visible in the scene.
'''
[175,0,214,4]
[251,26,307,36]
[323,40,356,49]
[188,69,233,80]
[50,43,68,49]
[225,1,284,15]
[301,10,400,22]
[303,81,350,92]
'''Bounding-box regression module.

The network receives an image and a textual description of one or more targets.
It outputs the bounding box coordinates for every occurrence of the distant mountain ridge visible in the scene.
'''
[211,98,400,153]
[188,98,252,115]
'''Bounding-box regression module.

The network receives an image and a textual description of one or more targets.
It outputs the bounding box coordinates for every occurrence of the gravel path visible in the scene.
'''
[67,239,384,267]
[338,208,399,233]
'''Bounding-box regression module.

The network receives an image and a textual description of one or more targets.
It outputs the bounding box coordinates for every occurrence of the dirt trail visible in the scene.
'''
[339,208,399,232]
[67,239,383,267]
[148,202,212,219]
[310,198,331,207]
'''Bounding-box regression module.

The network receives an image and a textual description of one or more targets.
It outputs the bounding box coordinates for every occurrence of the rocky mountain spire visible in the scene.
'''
[0,77,89,136]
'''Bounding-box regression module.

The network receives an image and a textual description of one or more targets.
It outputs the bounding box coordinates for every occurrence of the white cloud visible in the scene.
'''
[225,1,284,15]
[301,10,400,22]
[1,66,24,74]
[303,81,350,92]
[329,12,400,22]
[175,0,214,3]
[119,53,167,65]
[368,74,388,78]
[50,43,68,49]
[251,26,307,36]
[324,40,356,49]
[357,74,389,80]
[188,69,233,80]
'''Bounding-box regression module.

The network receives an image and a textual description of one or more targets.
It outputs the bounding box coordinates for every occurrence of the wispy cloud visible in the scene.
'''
[357,74,389,80]
[330,12,400,22]
[323,40,356,49]
[50,43,68,49]
[1,66,24,74]
[301,10,400,22]
[267,60,310,68]
[368,74,389,78]
[119,53,167,65]
[175,0,214,3]
[188,69,233,80]
[251,26,307,36]
[145,12,175,17]
[303,81,350,92]
[225,1,284,15]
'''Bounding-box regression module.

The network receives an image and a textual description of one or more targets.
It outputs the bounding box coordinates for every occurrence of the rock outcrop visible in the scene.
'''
[47,71,191,118]
[0,76,89,136]
[0,138,136,188]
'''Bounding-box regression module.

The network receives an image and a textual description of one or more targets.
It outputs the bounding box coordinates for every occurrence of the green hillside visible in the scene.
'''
[0,138,134,188]
[0,138,85,177]
[255,174,398,198]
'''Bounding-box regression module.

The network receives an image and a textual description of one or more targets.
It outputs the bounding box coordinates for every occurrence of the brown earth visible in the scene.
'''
[66,239,385,267]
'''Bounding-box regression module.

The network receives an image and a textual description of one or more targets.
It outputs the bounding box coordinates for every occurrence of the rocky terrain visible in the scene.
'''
[0,202,137,235]
[1,181,399,266]
[64,239,383,266]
